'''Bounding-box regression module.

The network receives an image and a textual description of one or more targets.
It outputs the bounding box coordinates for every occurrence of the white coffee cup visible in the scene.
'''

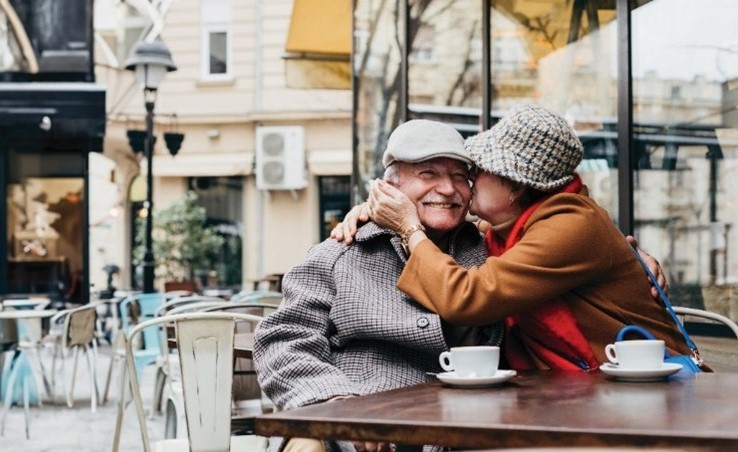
[604,339,665,369]
[439,346,500,378]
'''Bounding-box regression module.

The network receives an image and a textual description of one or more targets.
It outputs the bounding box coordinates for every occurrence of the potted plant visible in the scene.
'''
[134,191,224,291]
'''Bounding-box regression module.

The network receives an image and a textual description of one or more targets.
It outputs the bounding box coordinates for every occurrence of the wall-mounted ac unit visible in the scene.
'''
[255,126,307,190]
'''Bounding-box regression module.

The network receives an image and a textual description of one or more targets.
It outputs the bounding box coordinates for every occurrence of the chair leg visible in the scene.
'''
[164,398,177,439]
[67,346,80,408]
[33,345,52,400]
[102,353,118,405]
[22,377,30,439]
[1,351,20,436]
[112,363,128,452]
[83,345,97,413]
[49,341,60,402]
[91,340,100,405]
[151,367,165,416]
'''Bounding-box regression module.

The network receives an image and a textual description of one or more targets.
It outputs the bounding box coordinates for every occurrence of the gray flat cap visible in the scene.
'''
[382,119,471,168]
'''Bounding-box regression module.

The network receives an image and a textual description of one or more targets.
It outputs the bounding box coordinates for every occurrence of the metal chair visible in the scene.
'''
[45,303,99,411]
[0,309,53,438]
[674,306,738,339]
[151,295,227,416]
[194,301,279,435]
[102,293,165,405]
[112,312,267,452]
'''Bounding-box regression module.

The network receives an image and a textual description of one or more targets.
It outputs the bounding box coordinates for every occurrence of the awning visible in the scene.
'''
[285,0,351,56]
[307,150,352,176]
[151,152,254,177]
[0,82,106,152]
[284,0,351,89]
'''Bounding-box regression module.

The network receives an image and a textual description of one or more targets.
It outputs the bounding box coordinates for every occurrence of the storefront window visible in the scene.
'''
[490,0,620,218]
[188,176,243,288]
[319,176,351,241]
[407,0,483,135]
[632,0,738,305]
[5,151,85,303]
[354,0,404,201]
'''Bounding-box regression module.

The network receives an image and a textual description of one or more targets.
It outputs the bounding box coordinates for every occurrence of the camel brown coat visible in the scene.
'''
[397,188,695,366]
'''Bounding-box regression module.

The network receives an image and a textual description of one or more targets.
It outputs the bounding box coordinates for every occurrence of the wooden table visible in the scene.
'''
[255,371,738,450]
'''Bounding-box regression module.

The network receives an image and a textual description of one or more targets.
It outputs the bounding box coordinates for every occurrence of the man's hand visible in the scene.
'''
[330,202,370,245]
[626,235,668,299]
[368,180,421,234]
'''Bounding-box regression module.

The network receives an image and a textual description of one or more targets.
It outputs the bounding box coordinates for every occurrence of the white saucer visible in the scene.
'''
[436,370,517,388]
[599,362,683,381]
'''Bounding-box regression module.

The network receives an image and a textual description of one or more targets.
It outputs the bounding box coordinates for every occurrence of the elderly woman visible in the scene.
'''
[362,104,698,370]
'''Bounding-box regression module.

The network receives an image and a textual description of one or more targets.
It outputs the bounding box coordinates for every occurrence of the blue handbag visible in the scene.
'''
[615,325,702,373]
[623,245,703,373]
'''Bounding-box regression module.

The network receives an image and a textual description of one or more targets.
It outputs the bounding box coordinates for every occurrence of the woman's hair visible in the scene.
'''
[502,177,547,209]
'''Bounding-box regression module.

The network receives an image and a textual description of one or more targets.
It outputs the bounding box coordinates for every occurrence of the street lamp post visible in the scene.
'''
[125,39,177,293]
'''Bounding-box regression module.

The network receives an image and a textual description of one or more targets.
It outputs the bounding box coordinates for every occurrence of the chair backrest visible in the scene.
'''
[230,290,283,305]
[201,301,280,322]
[200,302,275,403]
[119,294,166,332]
[122,312,262,452]
[65,304,98,347]
[155,296,226,317]
[164,290,193,300]
[674,306,738,339]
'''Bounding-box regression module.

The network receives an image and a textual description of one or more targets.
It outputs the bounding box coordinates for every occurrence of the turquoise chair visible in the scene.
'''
[102,293,165,404]
[119,293,165,378]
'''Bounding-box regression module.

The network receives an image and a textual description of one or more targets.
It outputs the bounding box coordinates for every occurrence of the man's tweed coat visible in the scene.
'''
[253,221,499,451]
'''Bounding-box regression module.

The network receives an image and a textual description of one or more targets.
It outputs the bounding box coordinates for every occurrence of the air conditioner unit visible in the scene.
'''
[255,126,307,190]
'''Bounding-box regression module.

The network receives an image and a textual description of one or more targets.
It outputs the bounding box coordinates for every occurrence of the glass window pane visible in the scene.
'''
[6,151,85,303]
[490,1,619,219]
[187,177,243,287]
[354,0,403,201]
[319,176,351,241]
[209,31,228,75]
[407,0,482,135]
[632,0,738,306]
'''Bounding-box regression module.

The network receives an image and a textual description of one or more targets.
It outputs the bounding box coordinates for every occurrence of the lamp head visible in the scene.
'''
[125,39,177,91]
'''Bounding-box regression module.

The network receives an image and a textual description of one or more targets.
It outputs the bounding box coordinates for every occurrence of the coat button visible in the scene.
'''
[417,317,429,328]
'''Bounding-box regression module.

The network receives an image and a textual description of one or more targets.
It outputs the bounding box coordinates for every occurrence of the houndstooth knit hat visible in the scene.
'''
[466,104,583,192]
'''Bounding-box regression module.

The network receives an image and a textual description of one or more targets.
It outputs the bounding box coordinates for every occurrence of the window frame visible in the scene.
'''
[200,24,232,81]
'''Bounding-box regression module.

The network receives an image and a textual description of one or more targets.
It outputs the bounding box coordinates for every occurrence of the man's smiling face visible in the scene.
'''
[390,157,471,237]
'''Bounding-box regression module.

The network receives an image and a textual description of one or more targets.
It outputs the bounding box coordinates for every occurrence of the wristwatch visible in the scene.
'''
[400,223,426,247]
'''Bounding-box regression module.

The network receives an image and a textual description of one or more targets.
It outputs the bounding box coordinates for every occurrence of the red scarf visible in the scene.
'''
[485,174,599,372]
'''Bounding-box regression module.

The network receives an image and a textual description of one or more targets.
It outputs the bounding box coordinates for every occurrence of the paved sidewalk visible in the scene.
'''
[0,343,164,452]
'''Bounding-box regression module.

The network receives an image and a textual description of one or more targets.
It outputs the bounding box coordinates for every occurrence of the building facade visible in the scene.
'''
[91,0,352,291]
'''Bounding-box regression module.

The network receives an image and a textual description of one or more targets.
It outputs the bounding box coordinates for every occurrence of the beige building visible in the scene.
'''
[90,0,352,291]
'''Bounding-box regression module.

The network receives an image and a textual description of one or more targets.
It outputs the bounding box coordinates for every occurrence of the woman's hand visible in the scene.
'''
[368,180,421,234]
[330,203,370,245]
[626,235,668,299]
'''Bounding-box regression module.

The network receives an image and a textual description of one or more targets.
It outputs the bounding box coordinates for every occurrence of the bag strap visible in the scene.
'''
[627,243,702,363]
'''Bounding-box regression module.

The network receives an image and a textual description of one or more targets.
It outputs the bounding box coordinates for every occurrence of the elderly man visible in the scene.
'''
[253,119,502,452]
